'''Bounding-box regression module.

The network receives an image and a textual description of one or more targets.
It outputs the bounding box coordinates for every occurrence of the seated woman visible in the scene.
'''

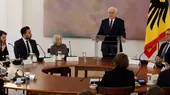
[50,34,68,58]
[0,30,9,61]
[50,34,70,76]
[97,53,135,92]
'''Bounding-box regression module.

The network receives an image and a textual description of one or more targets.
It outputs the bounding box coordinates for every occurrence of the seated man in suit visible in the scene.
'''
[157,52,170,87]
[156,29,170,61]
[14,26,39,59]
[97,7,126,58]
[97,53,135,92]
[50,34,68,57]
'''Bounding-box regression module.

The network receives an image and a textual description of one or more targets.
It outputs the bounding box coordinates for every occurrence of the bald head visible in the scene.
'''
[108,7,117,19]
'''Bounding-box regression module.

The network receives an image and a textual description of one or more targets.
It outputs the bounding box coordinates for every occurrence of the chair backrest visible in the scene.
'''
[47,48,51,53]
[47,48,69,54]
[98,86,132,95]
[162,87,170,95]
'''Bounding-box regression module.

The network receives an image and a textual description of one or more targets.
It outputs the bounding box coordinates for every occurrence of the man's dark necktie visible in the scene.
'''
[109,20,113,31]
[161,43,169,58]
[26,40,30,55]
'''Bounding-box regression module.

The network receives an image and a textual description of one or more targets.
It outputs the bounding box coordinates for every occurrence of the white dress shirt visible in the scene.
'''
[109,18,115,28]
[163,42,170,53]
[22,38,33,53]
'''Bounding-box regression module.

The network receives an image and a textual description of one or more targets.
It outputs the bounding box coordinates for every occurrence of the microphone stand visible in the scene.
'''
[69,41,72,57]
[37,44,46,58]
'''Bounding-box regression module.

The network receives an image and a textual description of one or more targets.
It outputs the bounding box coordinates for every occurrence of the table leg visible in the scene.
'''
[85,70,88,77]
[75,68,78,77]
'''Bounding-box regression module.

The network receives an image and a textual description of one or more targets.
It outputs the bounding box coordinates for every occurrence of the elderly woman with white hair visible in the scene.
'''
[50,34,68,57]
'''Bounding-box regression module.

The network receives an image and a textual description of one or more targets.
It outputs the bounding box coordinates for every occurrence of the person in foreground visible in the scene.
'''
[146,86,164,95]
[97,7,126,58]
[97,53,135,92]
[157,52,170,87]
[14,26,39,59]
[0,78,5,95]
[78,90,94,95]
[156,29,170,61]
[50,34,68,57]
[0,30,9,61]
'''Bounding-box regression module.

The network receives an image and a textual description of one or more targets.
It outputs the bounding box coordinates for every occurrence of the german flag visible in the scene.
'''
[144,0,170,58]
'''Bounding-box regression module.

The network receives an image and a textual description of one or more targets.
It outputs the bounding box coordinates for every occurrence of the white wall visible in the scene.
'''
[0,0,7,31]
[0,0,157,59]
[6,0,23,59]
[23,0,155,59]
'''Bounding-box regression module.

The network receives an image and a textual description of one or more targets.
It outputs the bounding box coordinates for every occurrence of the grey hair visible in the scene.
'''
[146,86,164,95]
[53,34,62,44]
[78,90,94,95]
[108,7,117,13]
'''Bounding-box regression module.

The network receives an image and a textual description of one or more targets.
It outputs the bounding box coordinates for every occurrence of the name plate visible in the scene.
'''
[44,58,55,63]
[23,59,32,65]
[66,57,79,62]
[147,62,155,68]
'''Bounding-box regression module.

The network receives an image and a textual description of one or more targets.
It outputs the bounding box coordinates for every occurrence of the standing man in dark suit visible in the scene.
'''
[157,29,170,61]
[14,26,39,59]
[97,7,126,58]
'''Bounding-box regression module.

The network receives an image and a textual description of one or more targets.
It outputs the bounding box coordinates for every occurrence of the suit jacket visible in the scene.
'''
[50,44,68,57]
[97,67,135,92]
[157,68,170,87]
[157,42,170,58]
[14,38,39,59]
[0,46,9,61]
[97,18,126,53]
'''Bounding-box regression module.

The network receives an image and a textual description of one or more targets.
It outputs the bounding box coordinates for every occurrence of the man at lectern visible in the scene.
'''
[97,7,126,58]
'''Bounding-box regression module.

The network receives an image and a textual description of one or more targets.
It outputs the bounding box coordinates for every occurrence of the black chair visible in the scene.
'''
[47,48,69,54]
[47,48,71,77]
[98,86,133,95]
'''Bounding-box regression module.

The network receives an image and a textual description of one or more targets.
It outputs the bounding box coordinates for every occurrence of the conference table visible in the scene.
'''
[2,57,161,95]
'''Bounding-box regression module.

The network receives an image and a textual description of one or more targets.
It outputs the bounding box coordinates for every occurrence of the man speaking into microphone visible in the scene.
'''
[97,7,126,58]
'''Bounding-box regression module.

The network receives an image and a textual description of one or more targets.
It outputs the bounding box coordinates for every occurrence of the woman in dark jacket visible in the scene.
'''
[0,30,9,61]
[97,53,135,93]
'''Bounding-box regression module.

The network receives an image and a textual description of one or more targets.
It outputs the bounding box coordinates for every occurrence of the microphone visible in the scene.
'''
[135,63,142,77]
[138,46,153,64]
[37,44,47,62]
[36,44,46,58]
[69,41,72,57]
[8,43,14,48]
[13,68,29,82]
[8,43,23,65]
[80,76,101,85]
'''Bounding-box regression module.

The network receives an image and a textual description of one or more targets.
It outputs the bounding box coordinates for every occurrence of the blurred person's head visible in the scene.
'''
[165,29,170,42]
[53,34,62,46]
[113,53,129,69]
[78,90,94,95]
[0,30,7,44]
[146,86,164,95]
[21,26,32,39]
[108,7,117,19]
